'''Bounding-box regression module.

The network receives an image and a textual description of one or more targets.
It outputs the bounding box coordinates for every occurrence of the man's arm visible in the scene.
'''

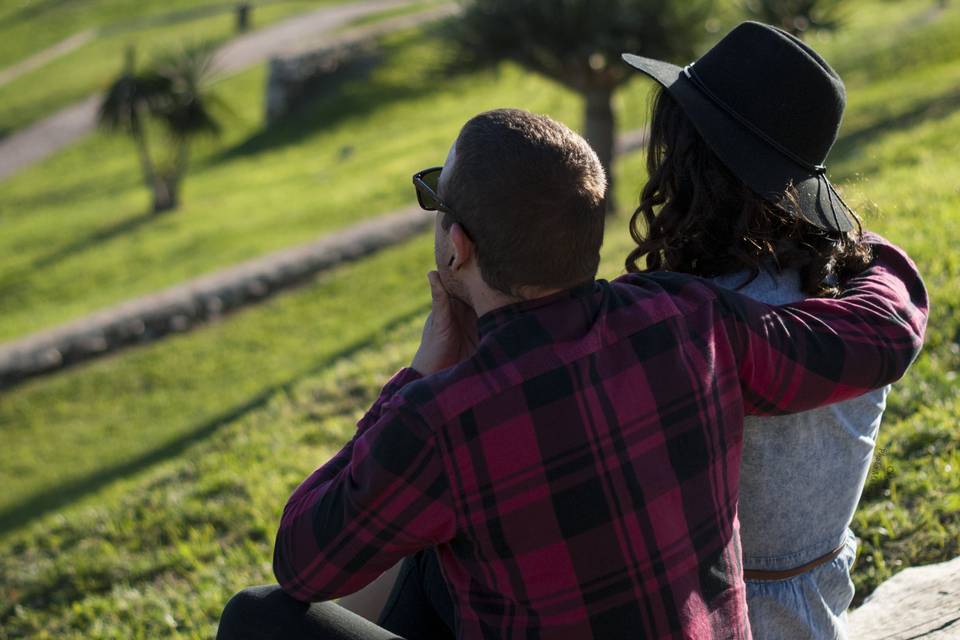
[272,368,456,602]
[273,272,473,603]
[718,234,928,415]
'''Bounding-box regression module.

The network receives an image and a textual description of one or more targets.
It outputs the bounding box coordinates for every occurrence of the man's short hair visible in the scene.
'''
[444,108,607,296]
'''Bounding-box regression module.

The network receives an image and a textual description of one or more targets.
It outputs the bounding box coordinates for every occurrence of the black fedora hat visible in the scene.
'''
[623,21,855,232]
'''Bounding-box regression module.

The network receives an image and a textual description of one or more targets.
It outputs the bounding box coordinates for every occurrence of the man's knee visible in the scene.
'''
[217,584,296,639]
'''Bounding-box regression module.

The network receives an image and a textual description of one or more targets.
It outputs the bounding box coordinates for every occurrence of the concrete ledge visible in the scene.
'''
[0,207,431,389]
[848,555,960,639]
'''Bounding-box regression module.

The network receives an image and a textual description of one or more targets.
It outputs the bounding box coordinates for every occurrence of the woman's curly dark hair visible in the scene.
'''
[625,88,872,297]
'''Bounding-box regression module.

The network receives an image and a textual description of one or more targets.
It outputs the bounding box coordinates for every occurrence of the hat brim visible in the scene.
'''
[621,53,854,233]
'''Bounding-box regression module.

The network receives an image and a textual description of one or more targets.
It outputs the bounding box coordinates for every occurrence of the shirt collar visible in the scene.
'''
[477,280,598,338]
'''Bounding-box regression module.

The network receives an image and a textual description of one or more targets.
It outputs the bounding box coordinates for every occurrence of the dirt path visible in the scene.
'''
[211,0,419,76]
[0,29,96,88]
[0,0,421,182]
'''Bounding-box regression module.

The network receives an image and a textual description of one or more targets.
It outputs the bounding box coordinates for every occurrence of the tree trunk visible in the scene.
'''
[236,3,251,32]
[152,140,188,214]
[583,86,616,215]
[152,175,179,213]
[131,123,176,214]
[173,138,190,182]
[130,113,162,213]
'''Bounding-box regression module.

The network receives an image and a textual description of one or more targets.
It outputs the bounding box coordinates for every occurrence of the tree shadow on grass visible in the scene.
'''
[831,86,960,180]
[0,207,157,303]
[0,302,428,537]
[0,167,135,214]
[30,210,158,270]
[0,164,144,296]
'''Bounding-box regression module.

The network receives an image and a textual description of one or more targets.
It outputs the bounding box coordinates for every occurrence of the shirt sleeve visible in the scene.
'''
[718,234,928,415]
[272,367,457,602]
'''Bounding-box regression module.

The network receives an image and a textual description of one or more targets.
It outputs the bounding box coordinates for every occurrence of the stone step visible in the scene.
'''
[848,555,960,639]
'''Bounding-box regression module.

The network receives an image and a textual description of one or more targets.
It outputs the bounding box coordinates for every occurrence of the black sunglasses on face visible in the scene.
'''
[413,166,457,217]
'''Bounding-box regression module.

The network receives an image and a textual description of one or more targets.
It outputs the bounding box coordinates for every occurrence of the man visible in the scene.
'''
[217,108,927,639]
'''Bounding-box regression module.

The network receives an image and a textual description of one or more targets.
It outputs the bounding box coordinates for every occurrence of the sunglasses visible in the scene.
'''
[412,166,457,217]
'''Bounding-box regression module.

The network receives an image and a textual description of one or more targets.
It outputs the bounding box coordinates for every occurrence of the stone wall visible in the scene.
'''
[265,3,460,124]
[265,40,379,123]
[0,208,431,389]
[264,3,460,124]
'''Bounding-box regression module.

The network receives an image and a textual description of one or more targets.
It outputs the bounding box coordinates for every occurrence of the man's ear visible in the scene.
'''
[448,222,474,271]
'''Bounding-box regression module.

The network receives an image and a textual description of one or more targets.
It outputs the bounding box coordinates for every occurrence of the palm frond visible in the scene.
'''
[98,73,149,133]
[143,41,224,140]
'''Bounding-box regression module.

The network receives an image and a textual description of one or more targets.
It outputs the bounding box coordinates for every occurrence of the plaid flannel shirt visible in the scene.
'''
[273,236,927,639]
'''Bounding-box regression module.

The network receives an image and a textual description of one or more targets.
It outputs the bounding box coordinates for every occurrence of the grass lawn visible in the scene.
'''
[0,0,345,133]
[0,0,958,636]
[0,0,248,67]
[0,27,652,343]
[0,10,239,133]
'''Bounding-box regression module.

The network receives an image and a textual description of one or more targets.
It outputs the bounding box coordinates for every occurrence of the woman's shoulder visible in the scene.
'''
[710,267,806,305]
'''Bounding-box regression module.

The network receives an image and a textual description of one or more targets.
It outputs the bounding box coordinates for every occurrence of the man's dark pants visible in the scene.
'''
[217,550,455,640]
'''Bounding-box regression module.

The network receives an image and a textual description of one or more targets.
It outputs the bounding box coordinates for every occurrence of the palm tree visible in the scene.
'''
[739,0,844,38]
[98,44,224,213]
[447,0,715,211]
[98,47,166,212]
[143,43,225,212]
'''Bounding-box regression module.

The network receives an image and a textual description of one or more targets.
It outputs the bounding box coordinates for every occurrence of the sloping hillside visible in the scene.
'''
[0,0,958,636]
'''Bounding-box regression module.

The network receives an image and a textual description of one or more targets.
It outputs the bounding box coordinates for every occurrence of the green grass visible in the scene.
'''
[835,96,960,601]
[0,302,431,639]
[0,0,342,133]
[0,27,652,343]
[0,0,241,67]
[0,0,958,636]
[0,191,648,640]
[0,234,435,535]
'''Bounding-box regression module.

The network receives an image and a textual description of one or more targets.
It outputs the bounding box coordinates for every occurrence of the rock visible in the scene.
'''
[847,555,960,639]
[265,41,379,124]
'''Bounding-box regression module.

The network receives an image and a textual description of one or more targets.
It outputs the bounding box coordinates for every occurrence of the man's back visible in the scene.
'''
[400,277,752,638]
[272,238,925,639]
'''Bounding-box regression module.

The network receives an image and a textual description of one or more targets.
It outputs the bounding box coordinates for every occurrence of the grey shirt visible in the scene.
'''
[712,268,889,571]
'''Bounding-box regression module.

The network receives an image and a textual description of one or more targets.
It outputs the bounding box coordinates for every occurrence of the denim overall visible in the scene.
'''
[713,268,889,639]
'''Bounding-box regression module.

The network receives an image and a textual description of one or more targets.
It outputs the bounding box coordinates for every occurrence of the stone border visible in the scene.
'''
[0,207,431,389]
[848,555,960,639]
[0,127,649,390]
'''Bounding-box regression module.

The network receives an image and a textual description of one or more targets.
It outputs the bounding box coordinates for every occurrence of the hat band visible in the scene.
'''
[682,64,827,175]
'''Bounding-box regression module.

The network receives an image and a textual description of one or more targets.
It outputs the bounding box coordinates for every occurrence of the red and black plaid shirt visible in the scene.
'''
[274,236,927,639]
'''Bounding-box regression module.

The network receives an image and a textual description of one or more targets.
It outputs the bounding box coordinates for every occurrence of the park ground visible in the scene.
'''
[0,0,958,637]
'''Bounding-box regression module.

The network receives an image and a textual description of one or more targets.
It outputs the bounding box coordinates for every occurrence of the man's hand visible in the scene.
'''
[411,271,479,376]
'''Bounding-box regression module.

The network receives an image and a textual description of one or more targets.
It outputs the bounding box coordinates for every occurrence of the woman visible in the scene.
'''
[621,21,887,639]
